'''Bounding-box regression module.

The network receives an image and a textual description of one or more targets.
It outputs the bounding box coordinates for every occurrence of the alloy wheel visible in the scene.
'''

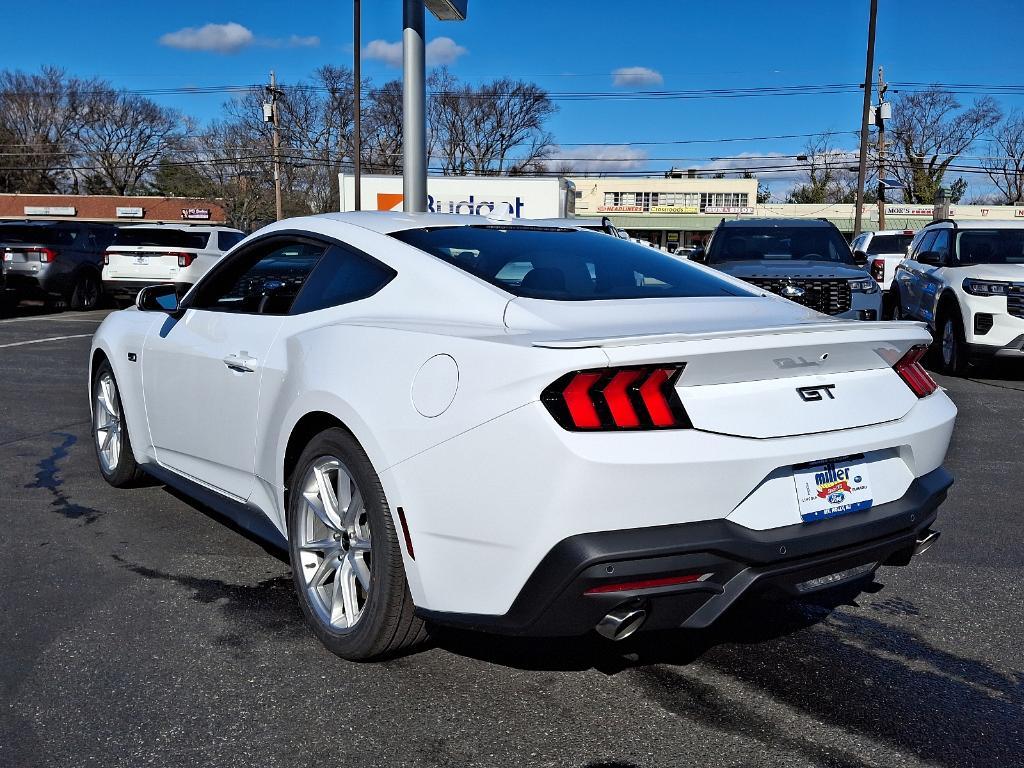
[297,456,372,631]
[94,372,122,473]
[942,319,956,366]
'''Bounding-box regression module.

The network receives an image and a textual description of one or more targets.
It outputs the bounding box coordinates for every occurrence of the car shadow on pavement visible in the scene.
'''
[431,591,1024,767]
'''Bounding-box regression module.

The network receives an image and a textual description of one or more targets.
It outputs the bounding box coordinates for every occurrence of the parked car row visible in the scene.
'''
[0,220,244,311]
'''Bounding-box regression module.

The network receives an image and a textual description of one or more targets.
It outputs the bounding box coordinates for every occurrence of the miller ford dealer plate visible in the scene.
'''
[793,455,872,522]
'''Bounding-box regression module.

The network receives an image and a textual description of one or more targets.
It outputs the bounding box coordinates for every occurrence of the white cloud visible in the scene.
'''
[545,145,650,175]
[426,37,468,66]
[160,22,254,53]
[160,23,320,54]
[363,36,467,68]
[612,66,663,88]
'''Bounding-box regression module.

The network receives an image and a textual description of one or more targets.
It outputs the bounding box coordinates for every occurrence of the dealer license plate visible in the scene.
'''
[133,256,149,265]
[793,455,872,522]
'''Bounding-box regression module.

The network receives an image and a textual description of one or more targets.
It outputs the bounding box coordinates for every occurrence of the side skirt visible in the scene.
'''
[144,463,288,551]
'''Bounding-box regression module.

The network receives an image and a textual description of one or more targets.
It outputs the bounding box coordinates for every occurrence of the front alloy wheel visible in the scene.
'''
[297,457,373,631]
[938,312,969,376]
[92,360,143,487]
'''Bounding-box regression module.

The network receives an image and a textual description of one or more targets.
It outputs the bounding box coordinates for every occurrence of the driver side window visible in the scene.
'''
[189,239,326,315]
[912,231,937,260]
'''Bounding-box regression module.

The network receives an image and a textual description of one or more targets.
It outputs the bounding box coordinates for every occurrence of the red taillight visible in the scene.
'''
[542,365,691,431]
[176,252,195,267]
[894,344,938,398]
[103,251,112,266]
[584,572,712,595]
[870,258,885,283]
[29,247,57,263]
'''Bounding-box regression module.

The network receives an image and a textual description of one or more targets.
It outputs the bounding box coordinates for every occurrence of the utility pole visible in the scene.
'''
[402,0,428,212]
[876,65,888,230]
[266,71,284,221]
[353,0,362,211]
[853,0,878,238]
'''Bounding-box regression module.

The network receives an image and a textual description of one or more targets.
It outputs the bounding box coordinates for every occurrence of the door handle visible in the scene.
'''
[222,352,257,373]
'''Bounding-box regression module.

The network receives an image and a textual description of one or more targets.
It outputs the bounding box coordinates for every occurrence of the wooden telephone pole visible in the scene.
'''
[266,71,284,221]
[853,0,878,237]
[876,66,888,230]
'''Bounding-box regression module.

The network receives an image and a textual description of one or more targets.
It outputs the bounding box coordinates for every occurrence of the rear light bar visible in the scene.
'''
[893,344,938,398]
[585,572,713,595]
[870,258,885,283]
[541,364,691,431]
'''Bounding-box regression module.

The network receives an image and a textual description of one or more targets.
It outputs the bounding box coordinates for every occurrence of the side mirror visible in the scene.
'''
[689,247,706,263]
[136,284,180,313]
[853,249,868,267]
[917,250,944,267]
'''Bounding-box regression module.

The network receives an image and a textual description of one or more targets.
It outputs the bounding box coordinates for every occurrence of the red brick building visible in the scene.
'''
[0,194,227,224]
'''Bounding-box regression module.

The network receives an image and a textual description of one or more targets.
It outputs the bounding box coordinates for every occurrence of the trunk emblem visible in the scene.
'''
[796,384,836,401]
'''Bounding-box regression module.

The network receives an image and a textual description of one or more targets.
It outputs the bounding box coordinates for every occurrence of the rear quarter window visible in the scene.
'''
[218,231,245,251]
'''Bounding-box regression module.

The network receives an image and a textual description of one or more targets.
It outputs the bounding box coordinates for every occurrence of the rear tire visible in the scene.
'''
[92,360,145,487]
[936,308,969,376]
[70,271,101,311]
[287,427,426,661]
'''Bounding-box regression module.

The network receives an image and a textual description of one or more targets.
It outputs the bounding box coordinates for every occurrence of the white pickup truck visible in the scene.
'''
[852,229,916,318]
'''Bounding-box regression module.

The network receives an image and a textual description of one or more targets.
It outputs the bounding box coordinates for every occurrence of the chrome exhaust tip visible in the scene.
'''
[914,530,940,556]
[595,607,647,641]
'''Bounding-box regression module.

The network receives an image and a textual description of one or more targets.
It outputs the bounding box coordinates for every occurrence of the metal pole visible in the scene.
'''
[270,71,284,221]
[877,65,887,231]
[353,0,362,211]
[402,0,427,212]
[853,0,878,238]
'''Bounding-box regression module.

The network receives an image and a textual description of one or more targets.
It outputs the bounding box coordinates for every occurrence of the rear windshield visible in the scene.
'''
[867,234,913,254]
[956,230,1024,265]
[0,225,77,246]
[391,226,755,300]
[707,226,854,265]
[114,228,210,249]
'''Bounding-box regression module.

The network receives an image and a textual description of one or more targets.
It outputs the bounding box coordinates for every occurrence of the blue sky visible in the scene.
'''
[2,0,1022,196]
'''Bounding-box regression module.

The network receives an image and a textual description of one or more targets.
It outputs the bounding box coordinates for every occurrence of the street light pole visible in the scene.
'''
[402,0,428,212]
[853,0,878,238]
[268,71,284,222]
[353,0,362,211]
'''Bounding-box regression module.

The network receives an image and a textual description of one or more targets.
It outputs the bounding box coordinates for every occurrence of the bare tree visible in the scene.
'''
[0,67,92,193]
[983,111,1024,204]
[786,134,861,203]
[363,80,403,174]
[889,86,1001,203]
[429,68,556,175]
[75,88,182,194]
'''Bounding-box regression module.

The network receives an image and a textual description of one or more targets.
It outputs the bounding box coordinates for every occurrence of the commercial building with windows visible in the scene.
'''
[0,194,227,224]
[569,176,1024,247]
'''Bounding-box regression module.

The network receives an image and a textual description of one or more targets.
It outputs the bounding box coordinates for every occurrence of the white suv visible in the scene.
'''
[103,224,245,302]
[893,219,1024,374]
[851,229,916,316]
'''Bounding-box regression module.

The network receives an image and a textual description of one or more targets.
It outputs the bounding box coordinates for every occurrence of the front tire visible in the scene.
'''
[92,360,144,487]
[937,309,969,376]
[886,286,903,320]
[287,428,426,661]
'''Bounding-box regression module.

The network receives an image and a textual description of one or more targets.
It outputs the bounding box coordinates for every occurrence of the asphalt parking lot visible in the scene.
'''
[1,306,1022,768]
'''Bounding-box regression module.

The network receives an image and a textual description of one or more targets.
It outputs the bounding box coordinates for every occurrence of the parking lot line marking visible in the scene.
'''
[0,334,93,349]
[0,312,107,325]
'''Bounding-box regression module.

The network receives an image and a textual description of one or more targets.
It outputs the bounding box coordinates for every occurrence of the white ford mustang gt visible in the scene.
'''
[90,212,956,660]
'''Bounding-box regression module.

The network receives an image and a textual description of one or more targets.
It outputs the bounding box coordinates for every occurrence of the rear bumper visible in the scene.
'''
[418,467,952,636]
[103,279,193,298]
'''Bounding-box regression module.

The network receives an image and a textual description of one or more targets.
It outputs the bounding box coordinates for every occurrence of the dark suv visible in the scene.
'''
[0,221,116,310]
[694,219,882,320]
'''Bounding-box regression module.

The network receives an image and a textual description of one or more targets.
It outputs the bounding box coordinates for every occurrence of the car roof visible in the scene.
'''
[716,218,834,229]
[923,219,1024,230]
[269,211,566,236]
[868,229,916,236]
[117,223,242,233]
